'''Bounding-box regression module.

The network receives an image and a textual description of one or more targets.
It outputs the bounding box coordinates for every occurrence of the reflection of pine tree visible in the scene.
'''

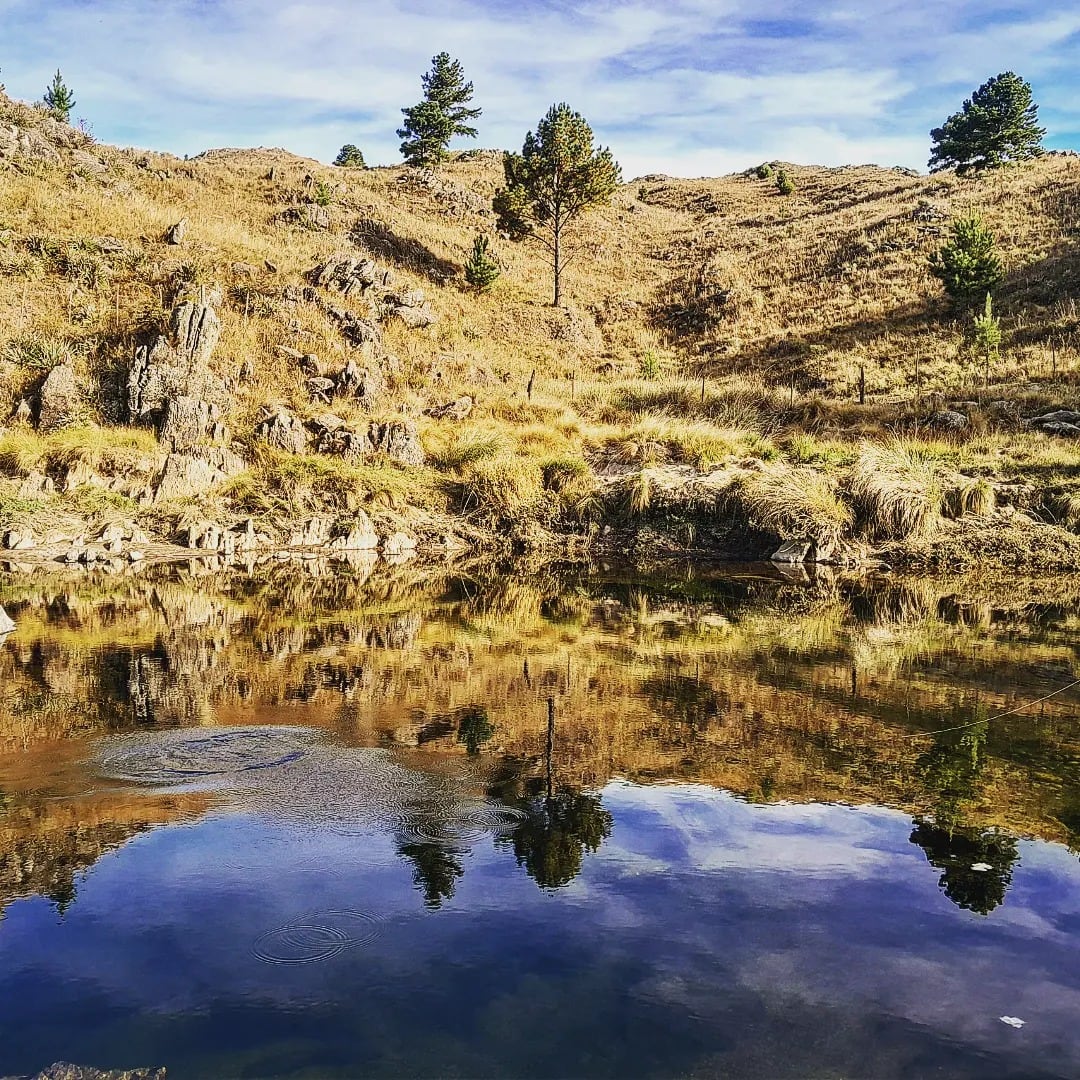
[909,820,1018,914]
[501,793,613,889]
[915,715,988,829]
[397,841,464,909]
[456,706,494,755]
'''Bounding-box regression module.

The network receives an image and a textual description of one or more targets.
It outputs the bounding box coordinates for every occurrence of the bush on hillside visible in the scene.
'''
[929,214,1004,305]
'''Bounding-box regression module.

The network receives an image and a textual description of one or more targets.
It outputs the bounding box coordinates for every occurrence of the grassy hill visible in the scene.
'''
[1,88,1080,567]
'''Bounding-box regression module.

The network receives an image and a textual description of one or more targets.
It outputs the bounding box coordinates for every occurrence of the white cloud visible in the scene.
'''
[0,0,1076,171]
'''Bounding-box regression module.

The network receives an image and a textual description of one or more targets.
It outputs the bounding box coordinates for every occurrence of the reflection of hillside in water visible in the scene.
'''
[3,559,1080,916]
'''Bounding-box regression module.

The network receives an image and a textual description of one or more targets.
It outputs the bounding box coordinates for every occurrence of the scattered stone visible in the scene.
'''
[1041,421,1080,438]
[165,218,188,245]
[275,345,304,361]
[231,261,259,276]
[329,512,379,551]
[38,361,83,432]
[306,377,336,403]
[265,260,279,273]
[12,398,33,425]
[63,541,85,564]
[80,545,104,565]
[929,409,968,432]
[326,305,383,348]
[0,123,62,165]
[279,204,331,230]
[152,448,246,503]
[71,148,108,176]
[425,396,473,421]
[0,605,14,635]
[394,304,438,329]
[335,357,386,407]
[4,529,35,551]
[127,549,145,562]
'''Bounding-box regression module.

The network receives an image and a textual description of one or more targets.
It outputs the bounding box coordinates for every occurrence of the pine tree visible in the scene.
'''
[929,214,1004,305]
[43,69,76,123]
[464,234,500,291]
[333,144,366,168]
[929,72,1045,175]
[493,103,621,307]
[398,53,481,168]
[972,292,1003,377]
[775,169,795,195]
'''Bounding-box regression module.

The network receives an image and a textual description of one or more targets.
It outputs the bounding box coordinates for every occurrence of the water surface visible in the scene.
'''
[2,560,1080,1078]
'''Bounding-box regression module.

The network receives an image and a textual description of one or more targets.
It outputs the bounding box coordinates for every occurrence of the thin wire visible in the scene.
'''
[901,677,1080,740]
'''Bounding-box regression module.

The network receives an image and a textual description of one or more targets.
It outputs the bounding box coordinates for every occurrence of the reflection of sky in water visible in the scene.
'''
[3,778,1080,1079]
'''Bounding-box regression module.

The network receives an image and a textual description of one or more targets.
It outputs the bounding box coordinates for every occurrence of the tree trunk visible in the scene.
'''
[553,222,561,307]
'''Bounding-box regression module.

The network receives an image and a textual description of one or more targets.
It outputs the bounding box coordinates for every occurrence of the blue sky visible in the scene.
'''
[0,0,1077,176]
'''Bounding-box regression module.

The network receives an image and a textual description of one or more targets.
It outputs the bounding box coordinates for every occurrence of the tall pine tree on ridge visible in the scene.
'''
[398,53,481,168]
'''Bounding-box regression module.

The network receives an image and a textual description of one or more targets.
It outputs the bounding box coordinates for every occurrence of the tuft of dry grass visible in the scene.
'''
[944,476,995,519]
[733,464,852,546]
[851,441,944,539]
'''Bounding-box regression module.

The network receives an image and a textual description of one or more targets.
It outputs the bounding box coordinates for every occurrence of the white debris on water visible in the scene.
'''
[999,1016,1026,1028]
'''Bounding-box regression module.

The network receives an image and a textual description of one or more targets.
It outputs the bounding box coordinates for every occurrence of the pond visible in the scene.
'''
[1,558,1080,1078]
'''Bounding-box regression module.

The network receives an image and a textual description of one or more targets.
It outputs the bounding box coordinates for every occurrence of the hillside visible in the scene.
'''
[1,89,1080,568]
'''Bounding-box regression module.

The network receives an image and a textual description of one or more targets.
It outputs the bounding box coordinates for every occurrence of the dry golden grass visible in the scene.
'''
[851,441,945,539]
[734,464,852,546]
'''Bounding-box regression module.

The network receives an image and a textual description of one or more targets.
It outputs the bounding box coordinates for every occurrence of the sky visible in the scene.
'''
[0,0,1077,177]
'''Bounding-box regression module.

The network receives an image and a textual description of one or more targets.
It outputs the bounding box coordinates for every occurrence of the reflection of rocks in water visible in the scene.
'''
[909,819,1019,914]
[27,1063,166,1080]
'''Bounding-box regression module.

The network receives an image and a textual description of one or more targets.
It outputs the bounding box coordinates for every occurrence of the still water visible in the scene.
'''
[1,558,1080,1078]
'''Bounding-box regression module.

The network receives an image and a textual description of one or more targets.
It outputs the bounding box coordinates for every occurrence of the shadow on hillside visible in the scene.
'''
[1003,243,1080,347]
[351,218,458,284]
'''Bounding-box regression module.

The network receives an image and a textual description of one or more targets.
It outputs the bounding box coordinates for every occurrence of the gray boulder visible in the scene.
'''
[152,448,246,503]
[929,409,967,432]
[394,304,438,329]
[335,357,386,408]
[425,396,473,421]
[38,362,83,432]
[165,218,188,244]
[255,408,308,454]
[370,420,425,466]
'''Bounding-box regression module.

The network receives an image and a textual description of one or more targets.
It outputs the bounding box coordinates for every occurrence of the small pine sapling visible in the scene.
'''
[43,69,76,122]
[464,234,501,291]
[776,169,795,196]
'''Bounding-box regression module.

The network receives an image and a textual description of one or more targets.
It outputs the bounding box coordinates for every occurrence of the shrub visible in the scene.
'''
[776,170,795,196]
[851,441,944,539]
[755,163,774,180]
[312,179,334,207]
[458,457,545,524]
[638,350,661,379]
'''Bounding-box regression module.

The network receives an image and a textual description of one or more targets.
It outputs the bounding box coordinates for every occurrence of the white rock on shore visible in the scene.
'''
[0,605,15,635]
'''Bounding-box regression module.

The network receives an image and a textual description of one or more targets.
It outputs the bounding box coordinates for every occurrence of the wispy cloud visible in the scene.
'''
[0,0,1076,175]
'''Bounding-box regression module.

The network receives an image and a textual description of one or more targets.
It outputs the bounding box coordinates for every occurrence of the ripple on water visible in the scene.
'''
[252,909,382,965]
[100,727,311,784]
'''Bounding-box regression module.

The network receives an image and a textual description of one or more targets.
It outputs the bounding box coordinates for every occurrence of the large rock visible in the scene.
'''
[394,304,438,329]
[329,511,378,551]
[159,395,220,452]
[370,420,425,466]
[128,301,224,424]
[0,605,15,635]
[152,448,245,503]
[38,362,83,432]
[255,407,308,454]
[325,306,383,348]
[279,205,331,230]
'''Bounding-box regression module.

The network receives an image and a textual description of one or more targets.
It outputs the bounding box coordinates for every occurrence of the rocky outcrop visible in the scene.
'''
[152,447,245,503]
[1027,410,1080,437]
[37,361,82,432]
[325,305,383,348]
[158,395,223,451]
[128,301,225,425]
[255,407,308,454]
[165,217,188,244]
[311,255,394,295]
[279,204,331,230]
[0,123,62,165]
